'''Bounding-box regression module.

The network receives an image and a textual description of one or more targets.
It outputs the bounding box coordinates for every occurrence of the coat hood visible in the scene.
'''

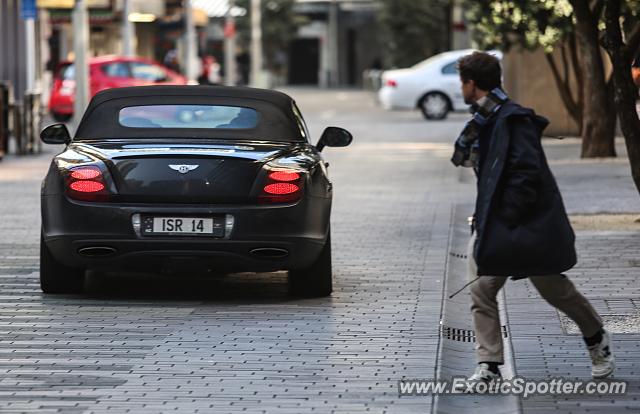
[497,100,550,136]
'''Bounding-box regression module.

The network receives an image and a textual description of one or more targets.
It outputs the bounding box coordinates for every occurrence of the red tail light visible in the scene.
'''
[264,183,300,195]
[268,171,300,182]
[65,166,111,201]
[259,169,304,203]
[70,168,101,180]
[386,79,397,87]
[70,180,105,193]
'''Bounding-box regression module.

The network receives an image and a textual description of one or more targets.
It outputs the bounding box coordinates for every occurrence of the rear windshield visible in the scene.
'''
[59,64,74,80]
[118,105,259,129]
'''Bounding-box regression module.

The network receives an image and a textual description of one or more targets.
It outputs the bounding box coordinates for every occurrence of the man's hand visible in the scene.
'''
[451,142,471,166]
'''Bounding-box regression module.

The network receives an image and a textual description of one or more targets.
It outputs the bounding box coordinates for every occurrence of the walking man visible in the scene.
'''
[451,51,615,383]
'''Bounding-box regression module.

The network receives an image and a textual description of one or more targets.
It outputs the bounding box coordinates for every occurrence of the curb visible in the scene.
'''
[431,203,521,413]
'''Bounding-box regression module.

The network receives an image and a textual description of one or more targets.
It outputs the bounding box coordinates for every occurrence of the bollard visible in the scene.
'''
[0,85,5,160]
[13,102,24,155]
[14,92,43,155]
[23,93,42,154]
[0,82,11,160]
[362,69,383,92]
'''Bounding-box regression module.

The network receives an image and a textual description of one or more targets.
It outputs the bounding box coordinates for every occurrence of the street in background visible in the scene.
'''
[378,49,502,120]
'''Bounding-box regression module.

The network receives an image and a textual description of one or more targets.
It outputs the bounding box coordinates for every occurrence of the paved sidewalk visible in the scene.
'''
[506,229,640,413]
[435,137,640,413]
[506,139,640,412]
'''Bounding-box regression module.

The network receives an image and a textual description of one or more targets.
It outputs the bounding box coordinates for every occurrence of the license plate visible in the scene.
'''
[141,216,224,237]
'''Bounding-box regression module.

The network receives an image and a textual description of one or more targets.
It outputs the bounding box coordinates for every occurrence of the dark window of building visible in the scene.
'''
[289,39,320,85]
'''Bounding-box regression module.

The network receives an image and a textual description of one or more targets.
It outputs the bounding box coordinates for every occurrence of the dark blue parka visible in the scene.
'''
[473,100,577,277]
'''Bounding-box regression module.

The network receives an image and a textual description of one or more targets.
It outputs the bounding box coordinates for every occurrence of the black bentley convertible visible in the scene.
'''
[40,85,352,297]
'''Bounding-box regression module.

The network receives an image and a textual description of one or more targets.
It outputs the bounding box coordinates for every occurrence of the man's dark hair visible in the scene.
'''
[457,51,502,91]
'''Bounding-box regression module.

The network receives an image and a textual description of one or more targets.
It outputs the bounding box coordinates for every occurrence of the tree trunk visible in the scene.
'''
[603,0,640,195]
[570,0,617,157]
[569,32,584,135]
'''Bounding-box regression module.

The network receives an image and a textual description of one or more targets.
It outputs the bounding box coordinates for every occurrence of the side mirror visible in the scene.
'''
[40,123,71,145]
[316,127,353,152]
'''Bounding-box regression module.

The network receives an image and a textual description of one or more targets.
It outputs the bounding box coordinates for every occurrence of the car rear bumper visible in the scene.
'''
[49,104,73,115]
[378,86,414,110]
[45,236,325,273]
[49,96,74,114]
[42,194,331,273]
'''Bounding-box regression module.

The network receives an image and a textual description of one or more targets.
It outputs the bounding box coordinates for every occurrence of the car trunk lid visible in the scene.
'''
[71,140,293,203]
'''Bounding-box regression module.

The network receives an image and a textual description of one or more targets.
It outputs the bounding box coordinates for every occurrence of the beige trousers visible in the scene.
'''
[467,233,603,363]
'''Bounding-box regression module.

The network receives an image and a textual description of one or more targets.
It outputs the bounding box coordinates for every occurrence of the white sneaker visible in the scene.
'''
[464,363,501,392]
[588,330,615,379]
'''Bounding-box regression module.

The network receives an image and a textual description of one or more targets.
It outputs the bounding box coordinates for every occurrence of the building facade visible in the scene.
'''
[0,0,32,101]
[290,0,381,87]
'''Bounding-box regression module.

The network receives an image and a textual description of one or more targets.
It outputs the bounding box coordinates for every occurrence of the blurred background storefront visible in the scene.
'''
[1,0,464,99]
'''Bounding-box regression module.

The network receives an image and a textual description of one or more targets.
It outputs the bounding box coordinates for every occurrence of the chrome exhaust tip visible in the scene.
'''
[249,248,289,259]
[78,246,117,257]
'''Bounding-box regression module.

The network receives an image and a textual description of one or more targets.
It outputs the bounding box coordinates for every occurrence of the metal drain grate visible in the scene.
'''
[449,252,468,259]
[440,325,509,342]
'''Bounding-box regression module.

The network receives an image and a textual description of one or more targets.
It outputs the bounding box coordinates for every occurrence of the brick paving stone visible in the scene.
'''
[505,230,640,413]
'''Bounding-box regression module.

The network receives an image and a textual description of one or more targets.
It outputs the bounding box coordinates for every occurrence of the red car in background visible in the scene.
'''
[49,56,187,122]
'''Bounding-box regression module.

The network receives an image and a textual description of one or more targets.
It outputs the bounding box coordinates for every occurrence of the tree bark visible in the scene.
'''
[569,0,617,157]
[603,0,640,195]
[568,33,584,131]
[626,23,640,61]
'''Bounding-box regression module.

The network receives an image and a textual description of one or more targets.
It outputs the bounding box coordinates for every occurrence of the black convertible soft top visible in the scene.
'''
[74,85,306,142]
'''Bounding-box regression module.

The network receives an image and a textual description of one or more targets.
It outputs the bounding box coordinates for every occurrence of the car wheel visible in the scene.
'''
[288,231,332,298]
[40,234,85,294]
[52,112,72,123]
[419,93,450,120]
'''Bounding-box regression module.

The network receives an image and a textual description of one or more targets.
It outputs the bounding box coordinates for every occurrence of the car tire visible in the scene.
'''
[289,231,332,298]
[419,92,450,120]
[40,234,85,294]
[52,112,72,123]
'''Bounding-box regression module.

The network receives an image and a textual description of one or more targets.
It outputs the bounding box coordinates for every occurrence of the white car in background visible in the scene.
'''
[378,49,503,120]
